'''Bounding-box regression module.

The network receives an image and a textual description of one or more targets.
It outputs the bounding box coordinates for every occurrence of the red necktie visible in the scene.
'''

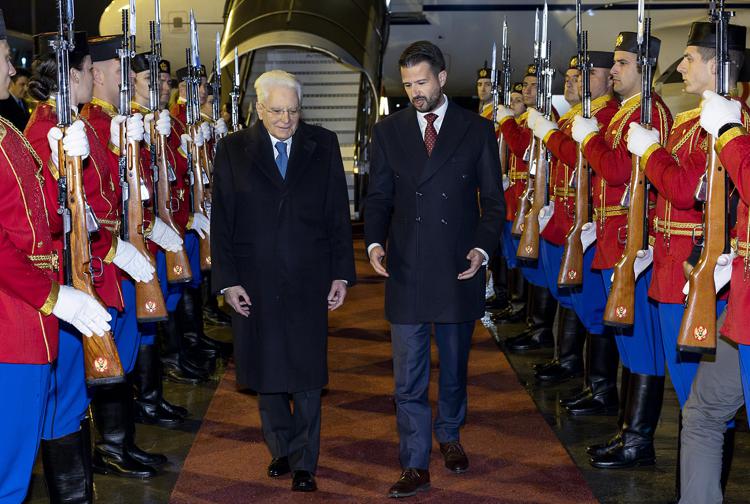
[424,113,438,156]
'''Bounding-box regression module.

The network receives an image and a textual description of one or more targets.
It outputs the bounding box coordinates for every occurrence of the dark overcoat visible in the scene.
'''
[364,101,505,324]
[211,121,356,393]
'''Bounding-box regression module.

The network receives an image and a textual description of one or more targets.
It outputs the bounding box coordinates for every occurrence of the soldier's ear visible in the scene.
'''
[708,57,717,77]
[438,69,447,89]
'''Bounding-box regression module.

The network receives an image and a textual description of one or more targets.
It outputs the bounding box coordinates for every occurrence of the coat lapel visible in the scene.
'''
[244,122,285,190]
[395,108,429,185]
[284,123,317,189]
[417,101,470,186]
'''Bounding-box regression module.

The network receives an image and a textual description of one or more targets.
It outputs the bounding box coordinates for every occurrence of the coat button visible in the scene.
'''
[415,217,421,223]
[416,191,423,197]
[441,219,448,224]
[441,193,448,199]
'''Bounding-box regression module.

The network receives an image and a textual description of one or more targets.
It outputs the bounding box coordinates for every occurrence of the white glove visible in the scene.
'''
[200,121,212,141]
[193,128,205,147]
[180,133,191,155]
[143,111,171,144]
[700,90,742,137]
[496,105,514,122]
[681,252,735,296]
[581,221,597,252]
[526,108,543,131]
[112,238,155,283]
[538,201,555,232]
[53,285,112,337]
[215,118,228,136]
[571,115,599,143]
[533,116,558,141]
[109,115,126,150]
[47,120,90,167]
[627,123,660,157]
[188,212,210,239]
[634,246,654,280]
[502,174,511,191]
[110,114,145,149]
[146,217,183,252]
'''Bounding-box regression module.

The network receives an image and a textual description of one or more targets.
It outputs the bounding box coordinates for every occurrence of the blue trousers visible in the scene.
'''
[44,280,140,440]
[185,232,203,290]
[602,267,664,376]
[501,221,518,269]
[513,236,547,287]
[569,246,606,335]
[0,363,50,503]
[738,344,750,416]
[140,251,187,346]
[540,240,573,309]
[390,321,474,469]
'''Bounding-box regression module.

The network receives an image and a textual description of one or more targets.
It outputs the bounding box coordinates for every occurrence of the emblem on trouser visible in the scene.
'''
[173,265,183,275]
[94,357,108,372]
[567,270,577,280]
[524,245,533,254]
[145,301,157,313]
[615,306,627,318]
[206,256,212,265]
[693,325,707,341]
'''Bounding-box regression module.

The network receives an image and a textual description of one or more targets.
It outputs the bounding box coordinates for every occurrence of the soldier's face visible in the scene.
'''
[159,72,171,107]
[258,85,300,141]
[133,71,150,104]
[10,76,28,99]
[400,61,447,113]
[564,69,581,104]
[477,78,492,103]
[522,76,537,107]
[677,46,715,95]
[587,67,614,100]
[0,41,15,101]
[611,51,640,98]
[510,92,525,116]
[198,77,208,105]
[71,56,94,105]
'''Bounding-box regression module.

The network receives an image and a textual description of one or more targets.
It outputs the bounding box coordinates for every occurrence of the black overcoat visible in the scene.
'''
[364,101,505,324]
[211,121,356,393]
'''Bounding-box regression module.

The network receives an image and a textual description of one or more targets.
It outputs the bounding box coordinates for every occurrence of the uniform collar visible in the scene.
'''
[90,96,118,117]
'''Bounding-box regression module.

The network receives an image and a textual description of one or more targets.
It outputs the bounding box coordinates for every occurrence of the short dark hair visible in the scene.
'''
[694,46,744,84]
[398,41,446,75]
[11,68,30,81]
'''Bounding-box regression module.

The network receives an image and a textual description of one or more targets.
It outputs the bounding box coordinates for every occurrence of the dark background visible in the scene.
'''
[5,0,110,37]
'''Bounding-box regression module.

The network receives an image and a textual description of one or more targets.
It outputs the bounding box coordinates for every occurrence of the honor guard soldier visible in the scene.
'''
[571,31,673,469]
[477,62,494,121]
[534,51,621,414]
[681,86,750,504]
[0,12,111,502]
[628,21,748,495]
[525,55,586,384]
[495,64,558,352]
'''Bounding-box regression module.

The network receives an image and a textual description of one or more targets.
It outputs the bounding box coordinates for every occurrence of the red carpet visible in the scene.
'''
[170,253,598,503]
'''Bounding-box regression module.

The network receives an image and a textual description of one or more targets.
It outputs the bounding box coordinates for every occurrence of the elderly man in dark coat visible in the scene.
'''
[211,69,356,493]
[365,41,504,498]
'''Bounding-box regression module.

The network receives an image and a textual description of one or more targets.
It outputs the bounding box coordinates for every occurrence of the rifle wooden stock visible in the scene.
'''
[498,135,508,177]
[154,126,192,284]
[603,155,645,328]
[510,136,536,237]
[64,151,124,386]
[558,148,588,287]
[677,138,724,354]
[125,137,168,322]
[190,125,212,271]
[516,138,546,260]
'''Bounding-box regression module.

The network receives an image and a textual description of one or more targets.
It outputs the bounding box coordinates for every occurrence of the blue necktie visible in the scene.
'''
[275,141,288,179]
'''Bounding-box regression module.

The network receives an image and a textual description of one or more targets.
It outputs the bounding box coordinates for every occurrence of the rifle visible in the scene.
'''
[52,0,124,385]
[495,20,512,182]
[186,10,212,271]
[603,0,653,327]
[559,1,590,287]
[510,9,541,238]
[677,0,733,354]
[230,47,241,131]
[211,32,224,149]
[148,0,192,284]
[118,1,168,322]
[517,1,553,261]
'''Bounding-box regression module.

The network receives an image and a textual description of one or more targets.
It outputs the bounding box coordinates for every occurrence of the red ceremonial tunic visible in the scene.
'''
[580,92,672,270]
[715,125,750,345]
[26,100,124,310]
[169,100,187,138]
[0,117,60,364]
[544,95,619,246]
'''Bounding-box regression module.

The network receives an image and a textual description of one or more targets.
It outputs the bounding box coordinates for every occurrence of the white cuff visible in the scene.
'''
[367,243,383,255]
[474,247,489,266]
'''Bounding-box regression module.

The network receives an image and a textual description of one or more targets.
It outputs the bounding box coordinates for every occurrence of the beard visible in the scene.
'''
[411,90,442,112]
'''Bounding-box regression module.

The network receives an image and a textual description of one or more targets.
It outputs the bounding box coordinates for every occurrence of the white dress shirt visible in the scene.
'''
[269,133,292,159]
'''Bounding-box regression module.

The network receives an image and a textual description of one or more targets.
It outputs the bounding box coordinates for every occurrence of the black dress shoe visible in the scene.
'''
[160,398,189,419]
[491,304,525,324]
[388,468,430,498]
[565,386,619,416]
[532,359,557,372]
[267,457,291,478]
[506,329,554,352]
[589,437,656,469]
[560,387,591,408]
[126,444,168,467]
[439,442,469,473]
[133,398,184,428]
[291,470,317,492]
[92,449,157,479]
[535,360,583,384]
[587,432,623,457]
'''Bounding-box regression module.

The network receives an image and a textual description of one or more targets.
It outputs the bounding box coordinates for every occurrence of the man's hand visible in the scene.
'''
[224,285,251,317]
[458,249,484,280]
[327,280,348,311]
[368,245,389,277]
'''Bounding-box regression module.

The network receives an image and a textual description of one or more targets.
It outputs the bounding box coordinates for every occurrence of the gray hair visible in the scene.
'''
[254,69,302,104]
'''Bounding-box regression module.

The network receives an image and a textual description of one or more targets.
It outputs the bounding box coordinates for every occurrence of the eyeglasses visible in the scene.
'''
[262,105,301,118]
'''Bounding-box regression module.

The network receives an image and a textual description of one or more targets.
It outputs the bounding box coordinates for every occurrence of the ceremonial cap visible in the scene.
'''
[131,52,150,73]
[687,21,746,52]
[524,63,537,77]
[568,55,579,70]
[34,31,89,60]
[477,61,491,81]
[588,51,615,69]
[0,9,6,40]
[175,65,207,80]
[159,60,171,75]
[88,35,122,63]
[614,31,661,60]
[511,82,524,94]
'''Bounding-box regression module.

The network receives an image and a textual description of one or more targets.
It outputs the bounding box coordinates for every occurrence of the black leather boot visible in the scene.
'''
[566,333,619,415]
[486,255,511,310]
[536,308,585,383]
[492,267,526,323]
[161,310,210,384]
[132,344,187,428]
[182,287,231,360]
[41,421,93,503]
[586,367,631,456]
[92,383,162,478]
[590,373,664,469]
[506,285,556,352]
[202,273,232,326]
